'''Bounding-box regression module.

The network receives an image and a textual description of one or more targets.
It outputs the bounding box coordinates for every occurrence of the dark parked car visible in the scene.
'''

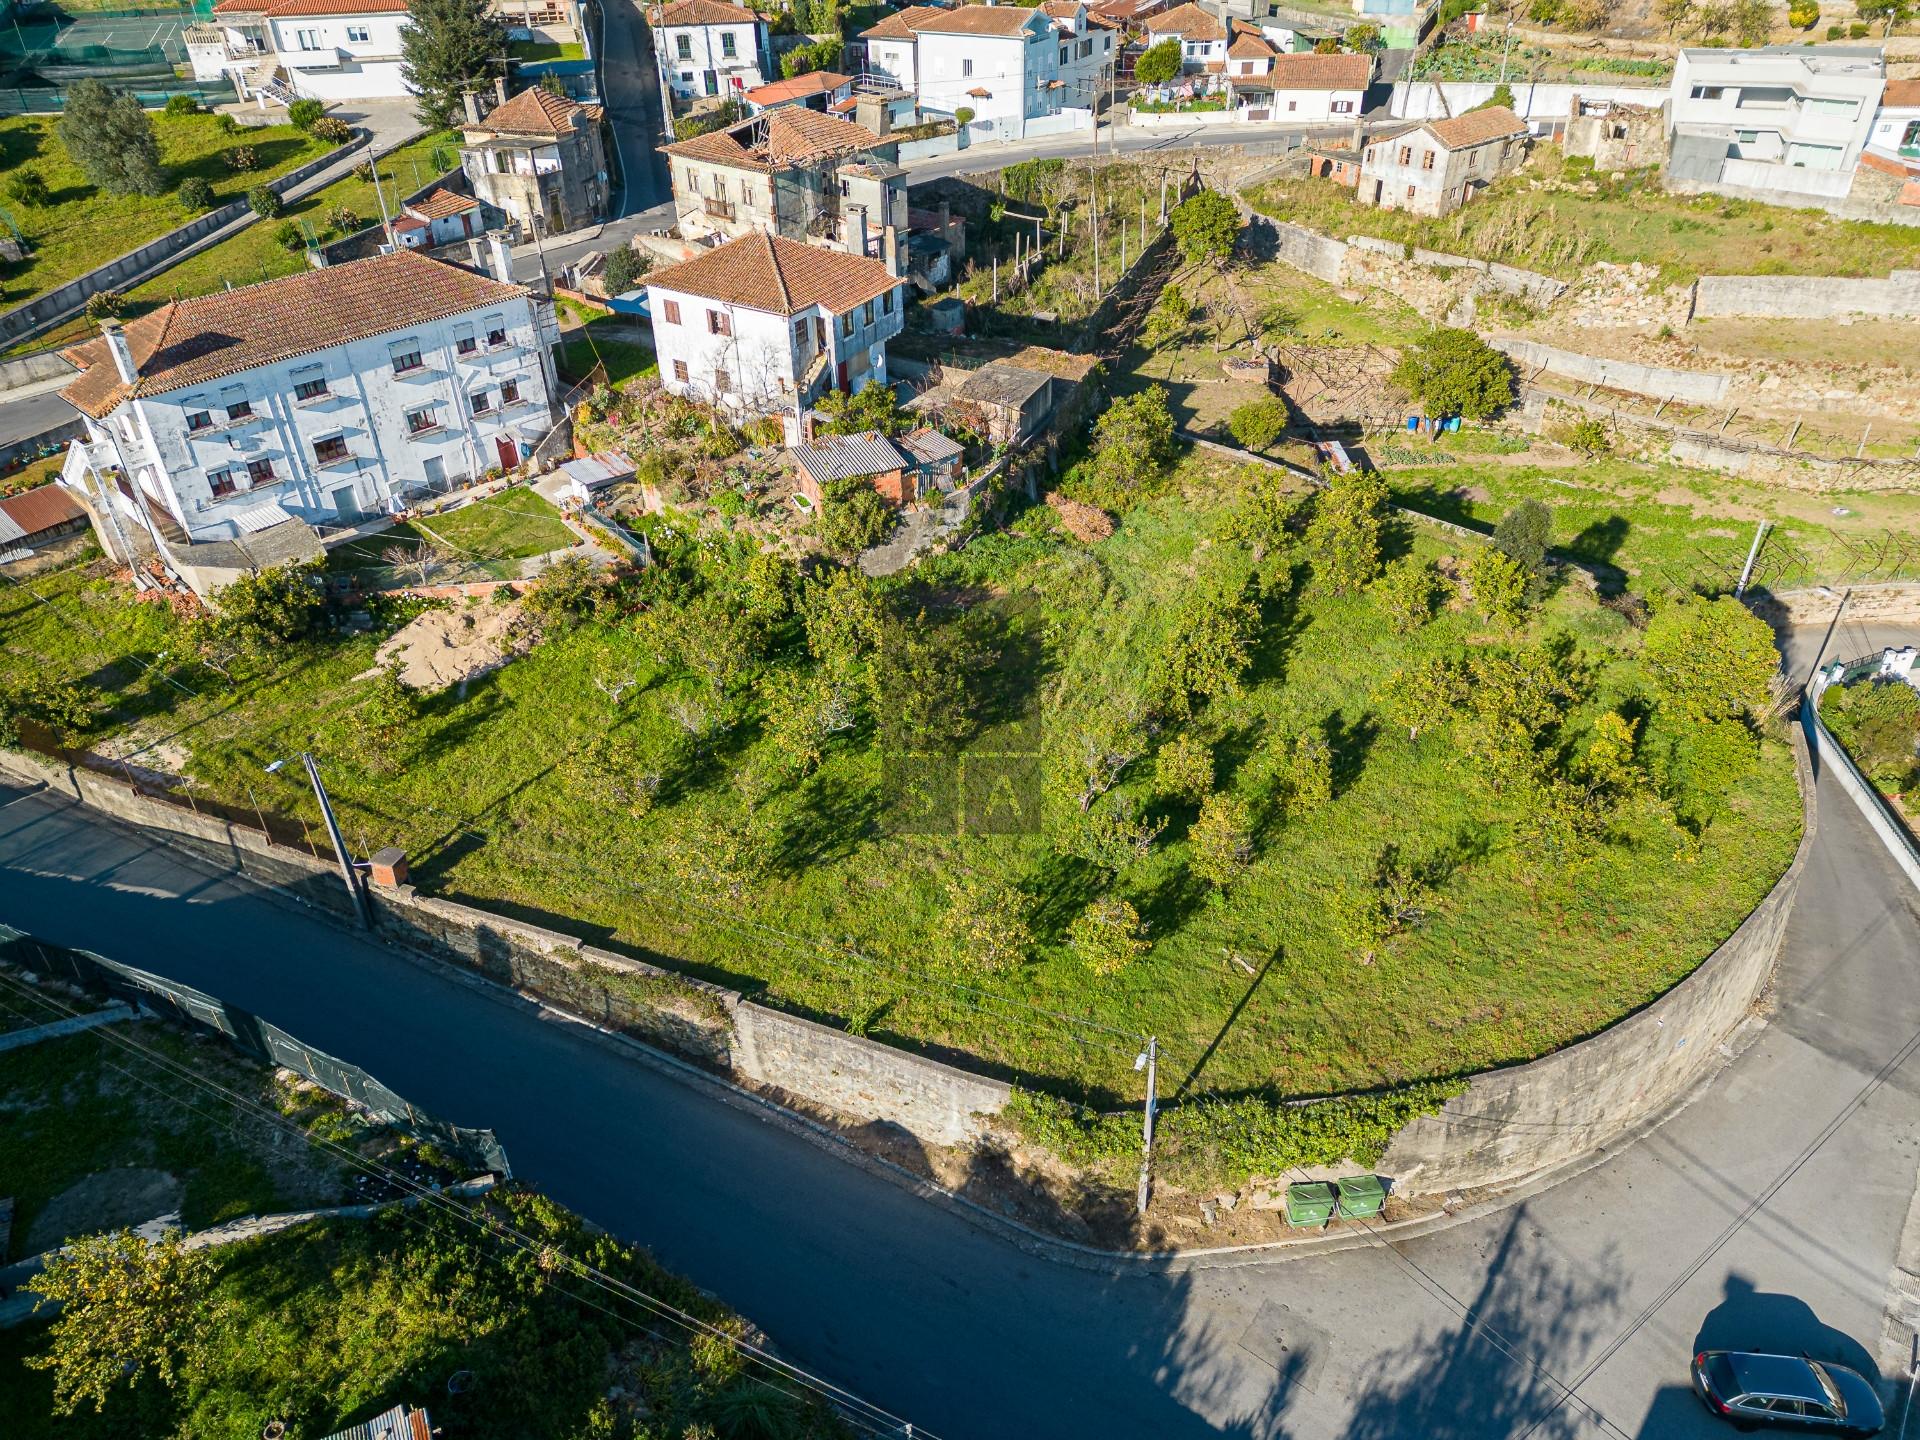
[1692,1350,1885,1435]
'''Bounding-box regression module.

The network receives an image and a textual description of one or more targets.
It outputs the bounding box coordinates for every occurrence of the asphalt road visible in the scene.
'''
[0,624,1915,1439]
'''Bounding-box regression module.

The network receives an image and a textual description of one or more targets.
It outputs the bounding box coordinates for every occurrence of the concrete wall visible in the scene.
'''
[1377,730,1816,1196]
[1694,270,1920,319]
[0,133,370,348]
[1803,676,1920,897]
[1751,582,1920,628]
[1496,336,1730,404]
[0,746,1010,1147]
[1389,80,1667,123]
[0,350,77,395]
[1266,218,1348,283]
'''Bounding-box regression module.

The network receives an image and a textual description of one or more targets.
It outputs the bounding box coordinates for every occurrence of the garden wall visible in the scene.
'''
[0,747,1010,1148]
[1693,270,1920,320]
[1496,337,1730,405]
[1376,730,1816,1196]
[1266,219,1348,284]
[1388,80,1668,124]
[0,131,373,348]
[0,350,76,394]
[1750,582,1920,629]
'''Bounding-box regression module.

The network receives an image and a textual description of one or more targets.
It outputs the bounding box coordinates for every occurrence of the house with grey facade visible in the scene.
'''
[460,80,609,239]
[1355,106,1529,218]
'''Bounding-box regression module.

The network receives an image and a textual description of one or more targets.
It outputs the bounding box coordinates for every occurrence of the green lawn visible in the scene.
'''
[0,452,1803,1109]
[511,38,587,61]
[1245,148,1920,284]
[0,112,333,309]
[557,303,659,388]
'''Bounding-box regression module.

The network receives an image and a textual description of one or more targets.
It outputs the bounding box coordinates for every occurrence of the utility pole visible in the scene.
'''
[270,752,371,928]
[1734,520,1767,598]
[1135,1036,1158,1216]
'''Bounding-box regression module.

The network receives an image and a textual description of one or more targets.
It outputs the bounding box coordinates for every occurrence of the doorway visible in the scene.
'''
[495,435,519,472]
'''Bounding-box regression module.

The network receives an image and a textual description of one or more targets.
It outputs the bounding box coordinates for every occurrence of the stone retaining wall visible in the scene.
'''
[1377,729,1815,1195]
[1694,271,1920,320]
[1498,337,1730,405]
[1749,582,1920,629]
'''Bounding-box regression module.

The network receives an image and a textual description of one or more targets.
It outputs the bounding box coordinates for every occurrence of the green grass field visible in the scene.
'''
[329,490,576,574]
[0,454,1802,1108]
[0,112,332,309]
[1245,148,1920,284]
[556,302,659,388]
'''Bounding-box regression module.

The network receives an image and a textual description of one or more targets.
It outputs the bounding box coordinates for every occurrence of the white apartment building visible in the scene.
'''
[645,232,904,414]
[189,0,410,103]
[58,249,557,558]
[651,0,769,103]
[1667,45,1885,201]
[914,4,1085,142]
[858,4,943,93]
[1043,0,1114,108]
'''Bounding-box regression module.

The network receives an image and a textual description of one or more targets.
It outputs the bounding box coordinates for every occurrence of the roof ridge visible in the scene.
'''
[766,233,791,311]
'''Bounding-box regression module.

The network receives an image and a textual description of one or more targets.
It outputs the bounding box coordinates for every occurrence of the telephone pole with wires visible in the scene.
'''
[1135,1035,1158,1214]
[266,751,371,929]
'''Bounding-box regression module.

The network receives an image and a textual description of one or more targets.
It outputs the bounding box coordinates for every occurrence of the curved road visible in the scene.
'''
[0,631,1915,1438]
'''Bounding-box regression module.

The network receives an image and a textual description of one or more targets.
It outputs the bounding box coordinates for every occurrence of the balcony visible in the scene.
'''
[703,196,736,221]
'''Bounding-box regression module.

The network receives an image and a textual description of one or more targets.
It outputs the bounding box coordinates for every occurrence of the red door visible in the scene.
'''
[495,435,518,471]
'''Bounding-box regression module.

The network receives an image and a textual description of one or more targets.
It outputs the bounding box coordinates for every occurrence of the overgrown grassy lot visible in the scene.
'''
[1245,148,1920,284]
[0,453,1801,1109]
[556,301,659,389]
[327,490,577,580]
[0,112,331,308]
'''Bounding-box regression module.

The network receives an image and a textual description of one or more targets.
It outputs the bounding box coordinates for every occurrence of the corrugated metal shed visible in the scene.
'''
[789,431,910,485]
[318,1403,432,1440]
[900,427,963,466]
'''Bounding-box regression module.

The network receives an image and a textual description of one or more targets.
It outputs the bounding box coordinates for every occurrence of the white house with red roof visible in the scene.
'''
[743,69,856,116]
[188,0,411,102]
[644,232,904,413]
[649,0,769,103]
[900,4,1099,142]
[1143,2,1227,75]
[56,249,557,564]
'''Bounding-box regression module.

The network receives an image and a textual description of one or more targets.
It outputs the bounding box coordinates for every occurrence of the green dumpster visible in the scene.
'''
[1284,1181,1337,1228]
[1336,1174,1386,1219]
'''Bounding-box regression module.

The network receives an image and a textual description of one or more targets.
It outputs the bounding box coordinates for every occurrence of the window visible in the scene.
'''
[863,300,874,325]
[246,458,274,484]
[839,311,853,337]
[186,410,213,432]
[794,319,808,347]
[293,377,328,402]
[501,379,520,405]
[714,366,731,394]
[721,30,736,57]
[485,325,508,347]
[207,468,236,497]
[1422,150,1435,170]
[1398,145,1412,164]
[346,24,368,41]
[390,344,423,374]
[312,435,349,465]
[707,309,731,336]
[663,299,682,325]
[295,27,320,48]
[226,399,253,422]
[1060,46,1068,64]
[1406,185,1416,198]
[882,290,893,314]
[1365,146,1375,162]
[1690,85,1725,100]
[673,359,690,382]
[1469,149,1481,169]
[456,332,478,354]
[962,58,973,77]
[1079,38,1092,58]
[677,33,692,59]
[1288,100,1297,112]
[470,390,493,415]
[406,405,440,434]
[1332,99,1352,114]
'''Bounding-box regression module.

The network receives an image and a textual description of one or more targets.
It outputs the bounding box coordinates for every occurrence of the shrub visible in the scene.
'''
[941,871,1033,973]
[246,184,281,217]
[82,289,124,320]
[4,168,49,207]
[522,554,600,628]
[955,106,975,126]
[215,112,241,134]
[1081,384,1177,509]
[1371,555,1441,633]
[1849,20,1870,35]
[327,204,361,235]
[1188,791,1253,891]
[1820,679,1920,791]
[817,475,895,558]
[287,97,325,130]
[1154,732,1213,804]
[176,175,216,211]
[1492,497,1552,596]
[1227,395,1287,451]
[1134,36,1182,86]
[602,243,650,295]
[1390,328,1516,420]
[1068,896,1148,975]
[1275,729,1333,810]
[203,562,324,659]
[1787,0,1818,24]
[1642,594,1778,723]
[310,116,354,144]
[163,93,201,116]
[0,675,96,748]
[58,79,166,197]
[1565,416,1611,455]
[1466,546,1531,629]
[1169,190,1240,264]
[224,144,260,172]
[273,219,306,251]
[1304,468,1387,595]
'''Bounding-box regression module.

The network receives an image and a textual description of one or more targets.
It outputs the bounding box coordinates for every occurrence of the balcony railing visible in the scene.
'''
[703,196,736,220]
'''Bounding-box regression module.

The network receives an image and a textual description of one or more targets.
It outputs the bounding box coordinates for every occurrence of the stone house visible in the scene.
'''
[1565,93,1670,172]
[644,232,906,414]
[650,0,769,102]
[460,82,609,239]
[664,107,904,252]
[1356,106,1530,218]
[56,248,556,581]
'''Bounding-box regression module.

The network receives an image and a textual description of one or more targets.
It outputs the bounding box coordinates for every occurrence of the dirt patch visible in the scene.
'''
[1046,492,1116,543]
[25,1168,182,1253]
[369,599,536,692]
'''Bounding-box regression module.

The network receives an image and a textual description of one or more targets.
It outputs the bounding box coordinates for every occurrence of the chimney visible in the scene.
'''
[852,204,869,258]
[856,93,890,138]
[487,232,514,284]
[939,198,950,235]
[494,75,509,106]
[883,223,901,278]
[463,90,483,125]
[100,320,137,386]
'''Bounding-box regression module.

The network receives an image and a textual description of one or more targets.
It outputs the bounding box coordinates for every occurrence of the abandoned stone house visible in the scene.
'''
[459,80,610,240]
[1355,106,1530,218]
[1565,93,1670,172]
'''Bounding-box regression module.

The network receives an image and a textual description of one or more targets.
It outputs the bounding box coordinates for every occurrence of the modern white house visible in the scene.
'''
[650,0,769,103]
[1666,45,1885,203]
[57,248,557,572]
[1868,77,1920,169]
[1252,50,1369,120]
[644,232,905,414]
[1044,0,1114,108]
[911,4,1094,142]
[858,4,944,93]
[188,0,411,103]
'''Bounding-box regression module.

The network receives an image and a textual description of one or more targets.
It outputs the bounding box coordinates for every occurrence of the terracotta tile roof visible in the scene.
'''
[744,69,852,104]
[1859,148,1918,177]
[666,108,882,170]
[467,84,592,136]
[1265,51,1371,90]
[1227,31,1273,59]
[1426,105,1529,149]
[409,186,478,219]
[1145,2,1223,41]
[212,0,402,14]
[966,85,992,96]
[912,3,1043,35]
[645,232,898,316]
[1042,0,1082,16]
[59,251,525,420]
[654,0,757,24]
[859,3,943,38]
[0,485,86,537]
[1883,78,1920,107]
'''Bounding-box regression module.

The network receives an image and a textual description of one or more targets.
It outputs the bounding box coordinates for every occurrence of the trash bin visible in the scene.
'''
[1284,1181,1336,1229]
[1336,1174,1386,1219]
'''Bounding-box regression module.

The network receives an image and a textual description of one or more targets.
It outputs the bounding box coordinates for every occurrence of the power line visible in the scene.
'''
[0,963,934,1439]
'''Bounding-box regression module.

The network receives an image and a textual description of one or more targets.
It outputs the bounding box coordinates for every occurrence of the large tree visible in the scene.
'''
[1170,190,1240,264]
[58,80,166,197]
[401,0,506,128]
[1390,327,1516,420]
[1134,37,1182,86]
